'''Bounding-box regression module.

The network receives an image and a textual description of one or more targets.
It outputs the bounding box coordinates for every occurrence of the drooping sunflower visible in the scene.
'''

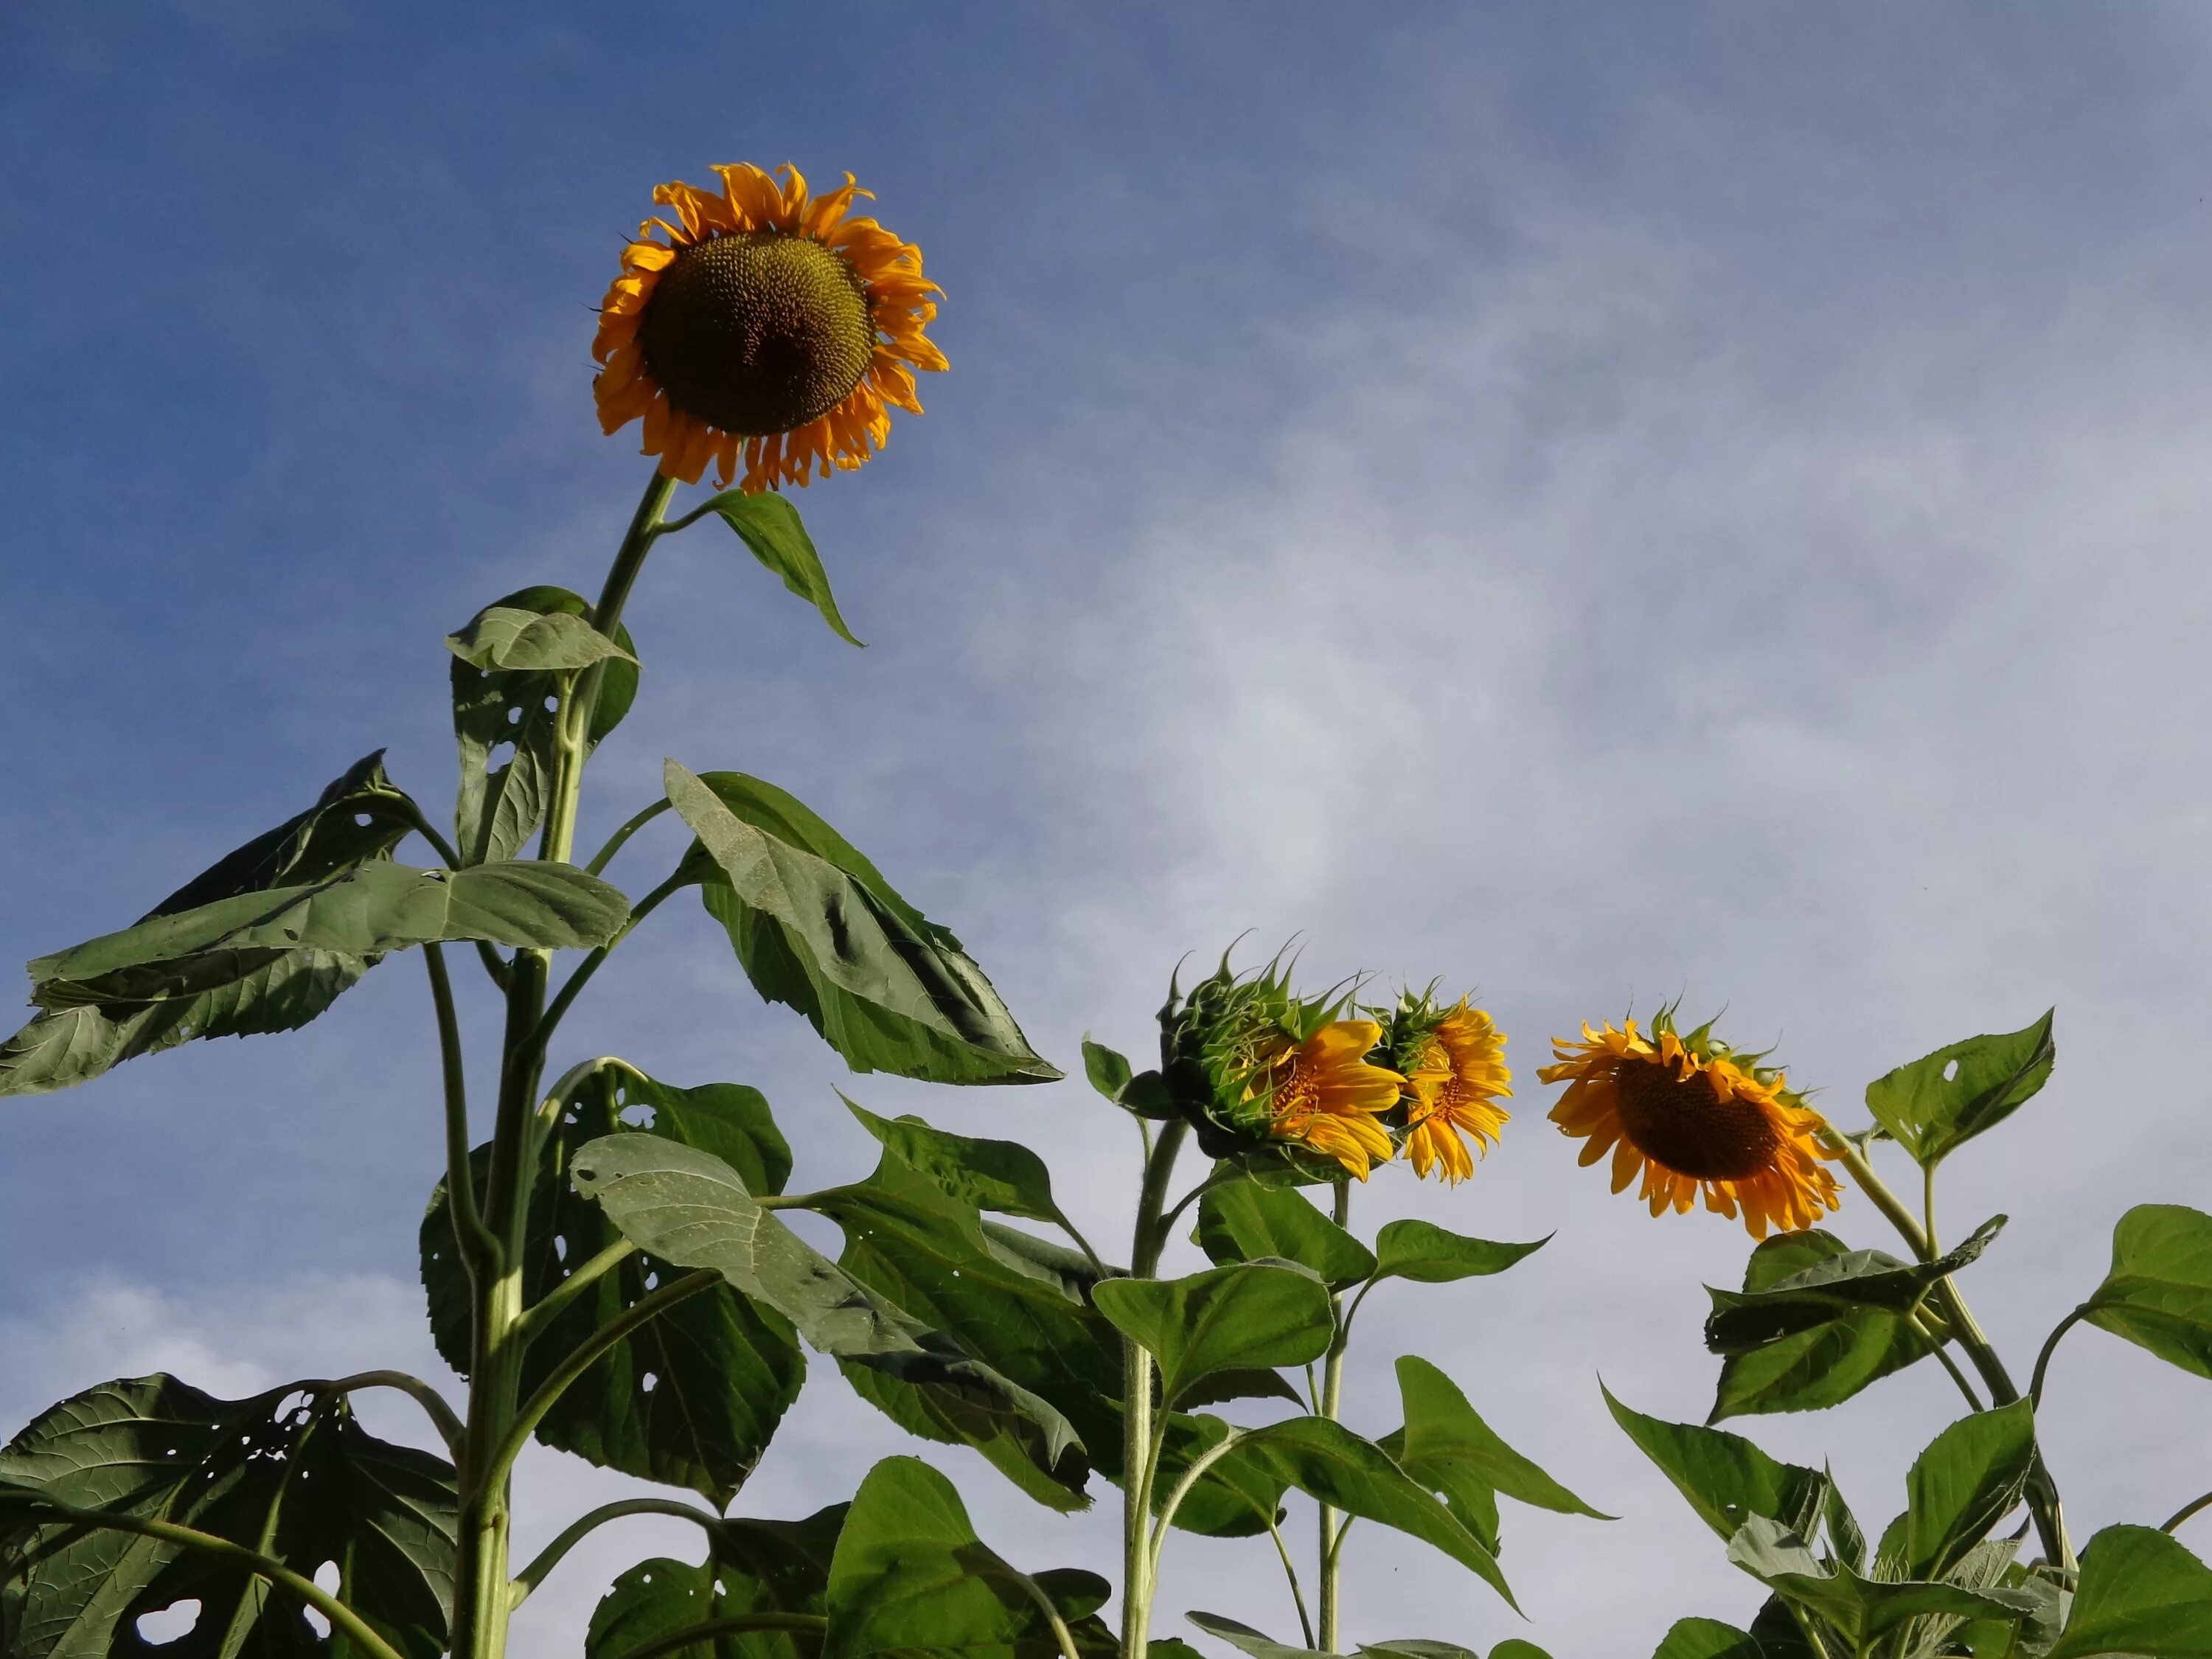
[1253,1020,1406,1181]
[1389,998,1512,1184]
[592,163,945,492]
[1540,1014,1840,1238]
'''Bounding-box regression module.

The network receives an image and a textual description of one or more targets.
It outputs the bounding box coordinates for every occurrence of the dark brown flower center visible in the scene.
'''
[1612,1057,1781,1180]
[638,232,875,437]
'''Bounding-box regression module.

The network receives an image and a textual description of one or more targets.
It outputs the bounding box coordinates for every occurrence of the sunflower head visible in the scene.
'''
[1159,950,1405,1181]
[1540,1006,1840,1238]
[1378,986,1513,1185]
[593,163,946,492]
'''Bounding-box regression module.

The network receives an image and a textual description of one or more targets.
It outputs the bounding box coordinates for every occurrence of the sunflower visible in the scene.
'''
[592,163,945,492]
[1254,1020,1405,1181]
[1540,1015,1840,1238]
[1396,1001,1512,1184]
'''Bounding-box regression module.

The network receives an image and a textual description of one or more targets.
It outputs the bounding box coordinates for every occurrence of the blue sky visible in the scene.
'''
[7,4,2212,1653]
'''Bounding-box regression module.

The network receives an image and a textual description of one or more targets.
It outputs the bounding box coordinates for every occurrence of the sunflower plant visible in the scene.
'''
[1545,1008,2212,1659]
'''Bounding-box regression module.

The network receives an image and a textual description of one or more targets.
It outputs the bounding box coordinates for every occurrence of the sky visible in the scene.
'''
[5,1,2212,1653]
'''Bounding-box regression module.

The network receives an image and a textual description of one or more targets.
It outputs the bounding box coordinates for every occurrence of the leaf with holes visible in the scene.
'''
[2080,1203,2212,1381]
[1093,1262,1335,1410]
[1864,1012,2056,1169]
[1194,1179,1377,1291]
[0,754,412,1099]
[689,490,862,647]
[1703,1217,2004,1355]
[669,764,1059,1085]
[801,1154,1118,1507]
[450,585,639,865]
[570,1135,1086,1498]
[1604,1387,1828,1543]
[823,1458,1113,1659]
[585,1503,847,1659]
[1710,1231,1937,1421]
[844,1097,1065,1225]
[0,1373,456,1659]
[421,1060,804,1505]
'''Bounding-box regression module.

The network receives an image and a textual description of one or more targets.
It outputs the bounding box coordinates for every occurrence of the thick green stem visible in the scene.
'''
[532,871,691,1052]
[1822,1133,2074,1571]
[449,469,675,1659]
[2163,1489,2212,1534]
[2028,1307,2087,1411]
[1121,1119,1188,1659]
[1316,1179,1350,1652]
[310,1370,465,1458]
[584,798,673,877]
[508,1496,720,1606]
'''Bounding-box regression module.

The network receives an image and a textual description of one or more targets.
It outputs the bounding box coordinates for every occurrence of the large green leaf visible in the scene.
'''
[1391,1355,1609,1551]
[669,765,1058,1085]
[1603,1388,1826,1542]
[1864,1013,2055,1169]
[1710,1231,1935,1421]
[2080,1204,2212,1380]
[1202,1417,1513,1608]
[450,585,639,864]
[0,1374,455,1659]
[585,1503,847,1659]
[1183,1613,1327,1659]
[1727,1519,2037,1649]
[1194,1180,1377,1291]
[1875,1403,2037,1583]
[1650,1620,1764,1659]
[2046,1525,2212,1658]
[446,605,632,672]
[0,754,412,1098]
[570,1135,1085,1493]
[1369,1222,1547,1286]
[845,1099,1065,1225]
[1704,1217,2004,1355]
[1093,1262,1335,1410]
[30,859,627,998]
[822,1458,1111,1659]
[421,1061,804,1505]
[801,1153,1116,1507]
[687,490,862,648]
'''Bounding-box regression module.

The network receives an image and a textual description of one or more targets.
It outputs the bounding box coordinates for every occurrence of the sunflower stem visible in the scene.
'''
[1316,1178,1351,1653]
[1820,1131,2076,1573]
[1121,1119,1188,1659]
[1267,1517,1318,1649]
[2162,1489,2212,1534]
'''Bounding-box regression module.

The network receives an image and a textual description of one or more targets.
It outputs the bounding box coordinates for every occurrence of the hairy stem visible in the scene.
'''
[584,798,673,877]
[1006,1562,1085,1659]
[508,1497,720,1606]
[1121,1118,1188,1659]
[1822,1133,2075,1571]
[1317,1178,1350,1652]
[511,1239,637,1351]
[1267,1517,1317,1649]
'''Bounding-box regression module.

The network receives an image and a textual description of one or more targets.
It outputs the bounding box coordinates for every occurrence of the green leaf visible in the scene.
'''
[695,490,863,647]
[1147,1412,1292,1539]
[1220,1416,1514,1609]
[585,1503,846,1659]
[1747,1597,1823,1659]
[569,1135,1085,1494]
[1358,1644,1480,1659]
[0,1374,455,1659]
[1864,1012,2056,1169]
[1092,1262,1335,1410]
[1185,1613,1328,1659]
[1370,1221,1548,1286]
[1651,1621,1764,1659]
[0,753,412,1099]
[1154,1643,1211,1659]
[450,585,639,865]
[30,859,626,997]
[2046,1524,2212,1658]
[1393,1356,1610,1531]
[1194,1180,1377,1290]
[1710,1231,1936,1421]
[1082,1039,1133,1099]
[422,1060,803,1506]
[1603,1386,1827,1542]
[1704,1217,2005,1354]
[846,1097,1065,1225]
[1876,1402,2037,1582]
[445,605,633,672]
[1486,1647,1556,1659]
[670,764,1058,1085]
[2081,1204,2212,1380]
[823,1457,1112,1659]
[1726,1519,2038,1649]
